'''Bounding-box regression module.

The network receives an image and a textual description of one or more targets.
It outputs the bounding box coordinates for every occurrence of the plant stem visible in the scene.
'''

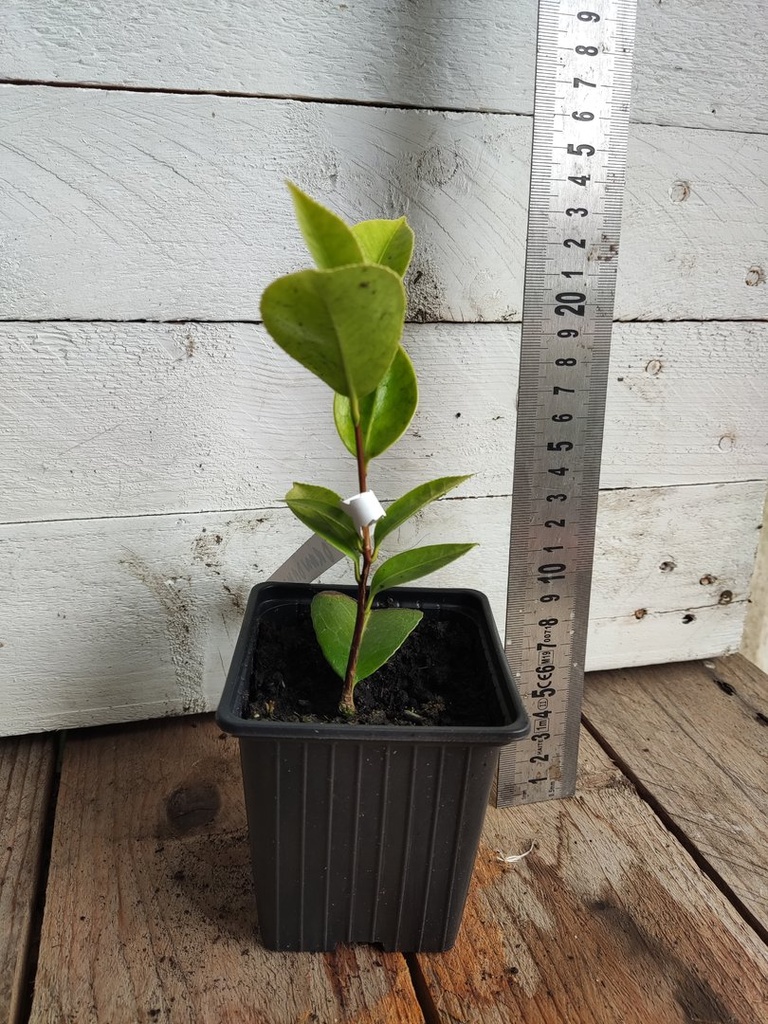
[339,418,373,717]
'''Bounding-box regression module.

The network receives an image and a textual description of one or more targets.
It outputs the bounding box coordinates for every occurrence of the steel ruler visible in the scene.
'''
[494,0,637,806]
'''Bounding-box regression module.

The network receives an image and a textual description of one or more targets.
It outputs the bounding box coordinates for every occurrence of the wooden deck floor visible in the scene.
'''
[2,655,766,1023]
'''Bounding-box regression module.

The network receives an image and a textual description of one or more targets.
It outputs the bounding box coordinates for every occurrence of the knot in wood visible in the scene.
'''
[669,180,691,203]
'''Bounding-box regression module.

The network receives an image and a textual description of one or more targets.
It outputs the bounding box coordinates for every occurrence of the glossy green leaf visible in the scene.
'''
[374,475,473,547]
[356,607,422,680]
[261,264,405,398]
[351,218,414,278]
[285,482,361,561]
[287,182,364,270]
[311,592,423,682]
[333,346,418,462]
[310,592,357,679]
[369,543,476,601]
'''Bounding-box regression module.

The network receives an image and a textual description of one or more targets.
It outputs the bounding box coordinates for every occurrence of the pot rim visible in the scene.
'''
[216,581,529,744]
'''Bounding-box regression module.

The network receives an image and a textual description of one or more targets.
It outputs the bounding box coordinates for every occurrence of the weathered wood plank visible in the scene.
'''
[589,481,762,626]
[709,653,768,714]
[414,730,768,1023]
[586,602,746,671]
[1,87,765,321]
[0,482,762,736]
[0,1,764,133]
[582,657,768,929]
[3,321,766,524]
[30,716,423,1024]
[0,736,55,1024]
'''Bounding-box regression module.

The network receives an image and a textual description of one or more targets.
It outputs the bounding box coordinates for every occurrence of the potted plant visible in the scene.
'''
[216,184,528,952]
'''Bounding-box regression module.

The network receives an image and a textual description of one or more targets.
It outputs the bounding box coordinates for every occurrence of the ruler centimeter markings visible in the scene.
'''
[494,0,637,807]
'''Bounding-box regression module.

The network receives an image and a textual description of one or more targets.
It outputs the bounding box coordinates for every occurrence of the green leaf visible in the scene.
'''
[287,182,364,270]
[369,543,476,601]
[287,481,342,506]
[351,218,414,277]
[261,264,405,398]
[311,592,423,682]
[333,346,418,462]
[285,482,361,561]
[374,475,473,547]
[311,592,356,679]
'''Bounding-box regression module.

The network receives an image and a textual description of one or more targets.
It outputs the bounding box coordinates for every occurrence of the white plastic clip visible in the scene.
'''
[341,490,386,534]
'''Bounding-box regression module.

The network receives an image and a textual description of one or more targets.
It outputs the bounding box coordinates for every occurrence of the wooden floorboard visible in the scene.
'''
[709,653,768,717]
[413,729,768,1024]
[23,658,768,1023]
[28,716,423,1024]
[0,735,55,1024]
[583,655,768,934]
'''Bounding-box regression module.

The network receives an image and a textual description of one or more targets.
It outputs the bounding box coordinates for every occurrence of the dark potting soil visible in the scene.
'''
[247,603,501,727]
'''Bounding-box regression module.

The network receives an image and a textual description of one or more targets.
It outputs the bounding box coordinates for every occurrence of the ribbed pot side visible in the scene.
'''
[217,582,529,953]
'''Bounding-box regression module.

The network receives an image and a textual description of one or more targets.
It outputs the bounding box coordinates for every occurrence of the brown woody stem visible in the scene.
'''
[339,418,372,717]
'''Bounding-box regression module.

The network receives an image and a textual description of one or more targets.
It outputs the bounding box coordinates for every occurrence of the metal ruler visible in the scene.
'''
[494,0,636,806]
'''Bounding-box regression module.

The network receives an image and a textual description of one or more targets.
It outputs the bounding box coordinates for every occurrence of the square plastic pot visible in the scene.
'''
[216,581,529,952]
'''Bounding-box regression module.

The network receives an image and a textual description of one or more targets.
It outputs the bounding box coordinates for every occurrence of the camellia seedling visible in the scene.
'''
[261,184,475,717]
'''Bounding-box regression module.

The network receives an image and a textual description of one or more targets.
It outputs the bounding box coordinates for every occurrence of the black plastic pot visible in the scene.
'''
[216,581,528,952]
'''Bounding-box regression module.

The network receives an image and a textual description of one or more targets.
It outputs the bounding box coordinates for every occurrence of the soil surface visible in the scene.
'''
[247,602,500,727]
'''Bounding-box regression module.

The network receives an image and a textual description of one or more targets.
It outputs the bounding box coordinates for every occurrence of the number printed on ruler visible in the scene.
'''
[497,0,636,806]
[527,7,610,793]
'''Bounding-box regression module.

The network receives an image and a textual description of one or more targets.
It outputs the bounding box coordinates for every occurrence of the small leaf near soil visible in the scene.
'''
[311,591,423,682]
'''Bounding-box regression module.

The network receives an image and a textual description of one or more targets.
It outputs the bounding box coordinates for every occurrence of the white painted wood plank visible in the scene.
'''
[1,87,766,322]
[586,603,747,673]
[3,321,766,525]
[589,480,763,650]
[0,321,513,523]
[0,1,764,134]
[0,482,762,736]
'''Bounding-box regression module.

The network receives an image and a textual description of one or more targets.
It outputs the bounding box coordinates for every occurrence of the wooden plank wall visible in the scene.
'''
[1,0,766,735]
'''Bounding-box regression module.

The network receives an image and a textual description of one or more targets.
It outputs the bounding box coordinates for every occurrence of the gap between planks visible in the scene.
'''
[582,654,768,942]
[3,480,766,530]
[0,82,765,141]
[0,0,765,136]
[0,77,765,141]
[2,76,532,119]
[580,712,768,946]
[0,735,57,1024]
